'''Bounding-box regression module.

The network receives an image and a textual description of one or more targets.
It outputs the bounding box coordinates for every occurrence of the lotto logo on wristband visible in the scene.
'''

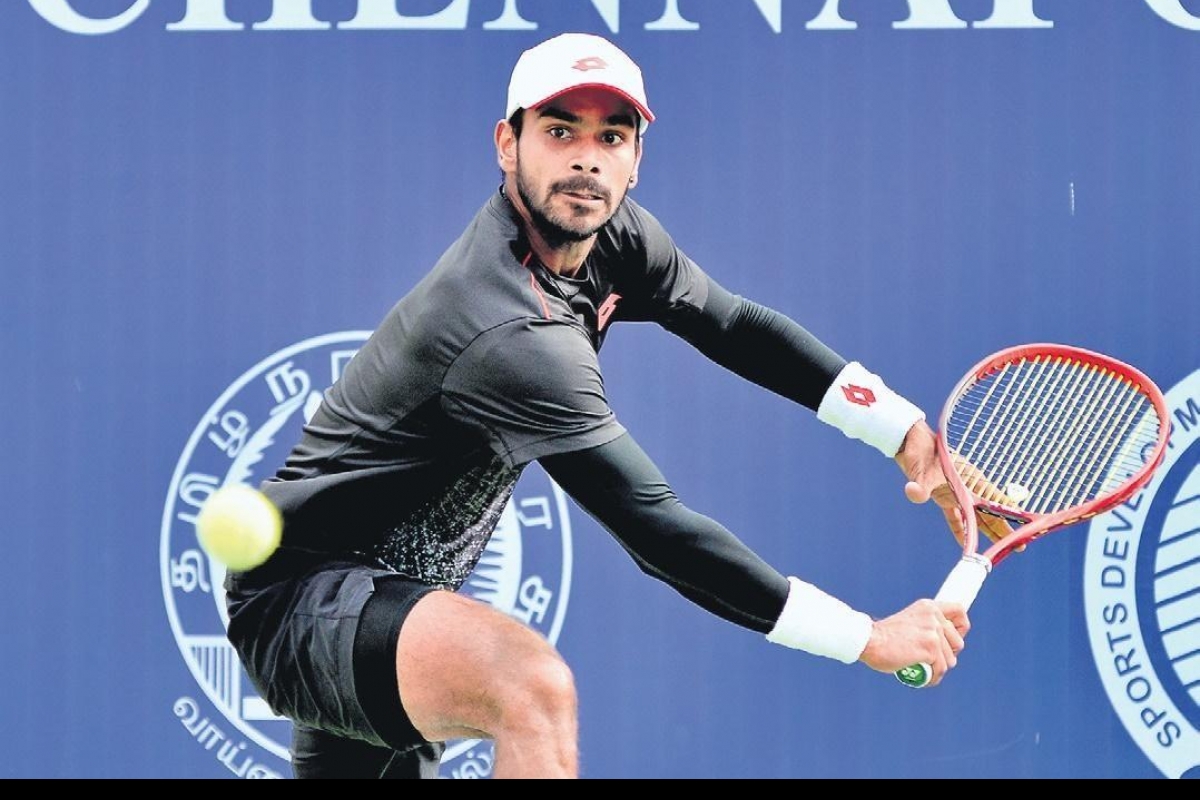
[160,331,576,779]
[841,384,877,407]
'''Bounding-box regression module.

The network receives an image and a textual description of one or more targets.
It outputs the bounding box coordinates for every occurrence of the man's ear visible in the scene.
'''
[496,119,517,172]
[628,139,644,188]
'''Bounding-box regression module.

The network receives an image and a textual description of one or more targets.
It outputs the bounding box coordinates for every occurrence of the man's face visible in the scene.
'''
[508,88,642,246]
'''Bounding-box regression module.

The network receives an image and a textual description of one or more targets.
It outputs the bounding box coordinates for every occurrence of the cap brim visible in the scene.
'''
[529,82,655,127]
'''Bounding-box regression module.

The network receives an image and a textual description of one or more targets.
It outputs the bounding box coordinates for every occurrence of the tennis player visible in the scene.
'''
[223,32,1012,779]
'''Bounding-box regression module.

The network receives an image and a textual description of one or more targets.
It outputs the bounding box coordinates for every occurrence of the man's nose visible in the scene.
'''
[569,142,601,173]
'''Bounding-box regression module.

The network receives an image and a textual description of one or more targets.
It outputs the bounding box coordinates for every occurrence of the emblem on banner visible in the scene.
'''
[1083,368,1200,780]
[160,331,575,778]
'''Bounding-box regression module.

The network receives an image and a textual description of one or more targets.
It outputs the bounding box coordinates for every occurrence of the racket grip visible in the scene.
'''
[895,554,991,688]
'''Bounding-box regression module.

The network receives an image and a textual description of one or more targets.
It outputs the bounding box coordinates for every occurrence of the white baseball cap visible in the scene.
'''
[506,33,654,134]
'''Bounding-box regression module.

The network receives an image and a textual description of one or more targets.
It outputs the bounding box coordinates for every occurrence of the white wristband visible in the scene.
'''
[817,361,925,458]
[766,577,873,664]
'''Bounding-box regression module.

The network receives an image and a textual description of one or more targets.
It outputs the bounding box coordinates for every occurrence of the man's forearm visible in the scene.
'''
[665,276,846,411]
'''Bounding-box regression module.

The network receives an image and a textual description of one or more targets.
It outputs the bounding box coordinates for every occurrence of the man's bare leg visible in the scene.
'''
[394,589,579,778]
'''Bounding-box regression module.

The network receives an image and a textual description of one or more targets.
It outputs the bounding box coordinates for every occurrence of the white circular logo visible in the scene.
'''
[1084,368,1200,780]
[160,331,574,779]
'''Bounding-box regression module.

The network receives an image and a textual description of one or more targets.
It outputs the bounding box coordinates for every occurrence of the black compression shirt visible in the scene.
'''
[242,186,847,635]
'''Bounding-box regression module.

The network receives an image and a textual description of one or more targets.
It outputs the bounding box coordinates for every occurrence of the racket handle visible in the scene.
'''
[895,554,991,688]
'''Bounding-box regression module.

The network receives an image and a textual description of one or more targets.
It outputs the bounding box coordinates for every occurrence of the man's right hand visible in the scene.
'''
[896,420,1015,548]
[857,599,969,687]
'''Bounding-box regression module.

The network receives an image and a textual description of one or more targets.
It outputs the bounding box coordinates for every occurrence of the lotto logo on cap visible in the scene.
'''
[506,32,654,133]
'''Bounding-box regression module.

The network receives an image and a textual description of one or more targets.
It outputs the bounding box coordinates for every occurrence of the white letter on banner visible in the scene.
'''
[255,0,330,30]
[809,0,1050,30]
[340,0,469,30]
[483,0,536,30]
[1144,0,1200,30]
[663,0,780,33]
[482,0,623,32]
[27,0,149,35]
[750,0,783,33]
[975,0,1053,28]
[806,0,856,30]
[587,0,620,33]
[167,0,241,31]
[646,0,699,31]
[893,0,967,29]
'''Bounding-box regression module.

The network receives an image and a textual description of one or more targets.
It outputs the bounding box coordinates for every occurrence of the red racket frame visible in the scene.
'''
[938,343,1170,569]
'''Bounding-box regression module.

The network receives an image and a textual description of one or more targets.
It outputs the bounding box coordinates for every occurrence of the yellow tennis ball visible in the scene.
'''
[195,484,282,572]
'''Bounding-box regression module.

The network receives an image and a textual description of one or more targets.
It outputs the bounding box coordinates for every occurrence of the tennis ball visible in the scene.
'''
[195,483,282,572]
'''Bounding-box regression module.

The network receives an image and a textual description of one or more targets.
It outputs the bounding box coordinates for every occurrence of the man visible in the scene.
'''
[224,32,1011,779]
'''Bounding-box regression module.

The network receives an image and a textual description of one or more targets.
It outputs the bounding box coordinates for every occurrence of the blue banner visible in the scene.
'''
[2,1,1197,779]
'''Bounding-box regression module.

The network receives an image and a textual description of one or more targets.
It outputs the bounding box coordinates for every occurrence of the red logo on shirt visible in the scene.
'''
[573,57,609,72]
[841,384,876,407]
[597,293,622,331]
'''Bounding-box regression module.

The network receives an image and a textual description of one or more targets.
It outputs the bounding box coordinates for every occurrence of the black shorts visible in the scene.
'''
[225,549,445,778]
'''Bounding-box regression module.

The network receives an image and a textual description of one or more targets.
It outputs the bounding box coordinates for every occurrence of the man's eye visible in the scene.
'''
[602,132,626,145]
[548,127,570,139]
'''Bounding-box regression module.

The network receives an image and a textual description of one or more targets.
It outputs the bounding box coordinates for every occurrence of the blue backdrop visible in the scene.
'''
[2,0,1197,779]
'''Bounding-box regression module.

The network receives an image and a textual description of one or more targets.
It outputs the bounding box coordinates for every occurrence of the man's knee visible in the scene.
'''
[509,649,577,723]
[396,591,576,740]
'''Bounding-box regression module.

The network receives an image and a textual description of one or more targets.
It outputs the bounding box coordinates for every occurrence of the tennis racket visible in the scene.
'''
[895,343,1169,688]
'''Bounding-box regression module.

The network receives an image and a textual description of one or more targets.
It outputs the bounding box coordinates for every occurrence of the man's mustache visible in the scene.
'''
[550,177,610,203]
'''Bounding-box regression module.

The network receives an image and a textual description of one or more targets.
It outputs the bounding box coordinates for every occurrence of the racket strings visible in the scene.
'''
[1051,374,1146,510]
[946,356,1164,516]
[979,357,1070,503]
[1017,362,1117,512]
[950,356,1059,506]
[1031,368,1132,512]
[951,358,1036,504]
[998,358,1091,504]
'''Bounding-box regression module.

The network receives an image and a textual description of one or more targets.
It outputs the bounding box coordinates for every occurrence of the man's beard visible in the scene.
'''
[516,167,621,249]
